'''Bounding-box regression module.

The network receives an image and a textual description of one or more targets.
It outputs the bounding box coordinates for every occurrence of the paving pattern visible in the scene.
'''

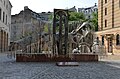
[0,53,120,79]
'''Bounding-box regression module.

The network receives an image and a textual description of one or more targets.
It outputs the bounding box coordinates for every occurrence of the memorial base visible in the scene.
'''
[16,53,98,62]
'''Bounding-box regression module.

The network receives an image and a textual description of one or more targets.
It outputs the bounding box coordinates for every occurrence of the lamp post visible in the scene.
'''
[38,33,41,53]
[29,36,32,53]
[39,34,41,53]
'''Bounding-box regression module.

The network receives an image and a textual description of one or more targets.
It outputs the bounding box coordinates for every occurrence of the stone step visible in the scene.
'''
[101,55,120,60]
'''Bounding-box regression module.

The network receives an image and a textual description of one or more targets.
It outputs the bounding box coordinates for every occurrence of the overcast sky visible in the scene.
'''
[9,0,98,15]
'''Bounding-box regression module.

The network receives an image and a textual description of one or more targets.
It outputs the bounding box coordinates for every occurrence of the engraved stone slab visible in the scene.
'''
[56,62,79,66]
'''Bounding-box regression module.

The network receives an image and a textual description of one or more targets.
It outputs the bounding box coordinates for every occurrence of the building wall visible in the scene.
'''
[39,12,52,21]
[11,6,52,52]
[11,6,44,42]
[0,0,12,52]
[114,0,120,28]
[97,0,120,54]
[98,0,120,30]
[103,0,113,30]
[98,0,102,30]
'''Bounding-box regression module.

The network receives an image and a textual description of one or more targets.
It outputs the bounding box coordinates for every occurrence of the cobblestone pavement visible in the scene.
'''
[0,53,120,79]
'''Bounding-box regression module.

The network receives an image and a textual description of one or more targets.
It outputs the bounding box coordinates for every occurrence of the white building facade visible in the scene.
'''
[0,0,12,52]
[78,3,98,19]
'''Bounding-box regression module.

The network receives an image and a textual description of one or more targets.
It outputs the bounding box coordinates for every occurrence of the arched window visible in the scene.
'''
[116,34,119,45]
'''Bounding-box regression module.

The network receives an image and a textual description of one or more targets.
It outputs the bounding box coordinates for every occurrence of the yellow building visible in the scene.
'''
[96,0,120,55]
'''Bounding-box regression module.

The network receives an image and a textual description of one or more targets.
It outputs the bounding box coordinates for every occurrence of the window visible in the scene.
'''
[105,8,107,15]
[3,12,5,23]
[4,1,5,6]
[96,37,99,45]
[105,20,107,27]
[88,10,90,12]
[102,36,104,45]
[105,0,107,3]
[0,8,1,20]
[116,34,120,45]
[6,15,7,25]
[88,16,90,19]
[6,4,8,9]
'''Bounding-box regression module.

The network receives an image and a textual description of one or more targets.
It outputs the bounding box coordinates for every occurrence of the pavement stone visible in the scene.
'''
[0,53,120,79]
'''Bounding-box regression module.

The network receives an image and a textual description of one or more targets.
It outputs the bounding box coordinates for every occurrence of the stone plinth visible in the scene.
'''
[16,53,98,62]
[72,53,98,62]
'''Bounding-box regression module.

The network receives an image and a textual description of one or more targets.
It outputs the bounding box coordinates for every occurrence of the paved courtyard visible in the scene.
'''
[0,53,120,79]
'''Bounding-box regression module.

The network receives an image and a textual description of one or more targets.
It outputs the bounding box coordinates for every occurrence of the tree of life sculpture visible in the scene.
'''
[53,9,68,56]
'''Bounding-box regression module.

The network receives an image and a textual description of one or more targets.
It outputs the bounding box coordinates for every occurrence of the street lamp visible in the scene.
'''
[38,33,41,53]
[29,36,32,53]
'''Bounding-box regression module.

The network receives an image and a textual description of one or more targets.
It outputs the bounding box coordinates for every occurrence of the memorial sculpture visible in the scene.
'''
[14,9,99,62]
[24,9,97,56]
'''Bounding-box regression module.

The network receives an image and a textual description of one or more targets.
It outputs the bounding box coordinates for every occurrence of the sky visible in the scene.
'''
[9,0,98,15]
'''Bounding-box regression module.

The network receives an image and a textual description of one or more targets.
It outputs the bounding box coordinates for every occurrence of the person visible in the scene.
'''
[72,48,80,54]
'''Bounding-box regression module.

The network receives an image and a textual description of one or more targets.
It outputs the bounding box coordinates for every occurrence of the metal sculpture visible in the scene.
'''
[68,22,94,54]
[53,9,68,56]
